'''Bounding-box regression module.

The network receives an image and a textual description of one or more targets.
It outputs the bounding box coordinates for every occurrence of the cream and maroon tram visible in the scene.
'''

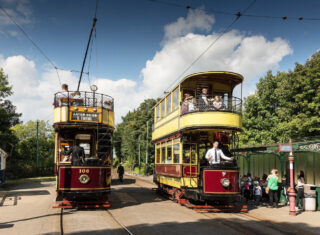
[53,88,114,205]
[152,71,245,211]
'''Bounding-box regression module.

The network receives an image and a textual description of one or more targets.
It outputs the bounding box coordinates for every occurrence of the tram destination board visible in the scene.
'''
[71,112,99,122]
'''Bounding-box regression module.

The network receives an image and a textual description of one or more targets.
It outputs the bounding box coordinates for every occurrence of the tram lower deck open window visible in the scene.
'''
[166,141,172,163]
[183,144,196,164]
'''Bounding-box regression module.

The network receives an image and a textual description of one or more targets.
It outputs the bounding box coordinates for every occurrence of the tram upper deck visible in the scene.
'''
[53,91,114,128]
[152,71,243,141]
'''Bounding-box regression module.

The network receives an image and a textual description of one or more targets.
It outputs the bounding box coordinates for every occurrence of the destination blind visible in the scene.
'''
[71,112,99,122]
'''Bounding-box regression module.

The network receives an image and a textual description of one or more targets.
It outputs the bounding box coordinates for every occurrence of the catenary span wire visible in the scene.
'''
[149,0,320,21]
[163,0,256,93]
[0,6,62,86]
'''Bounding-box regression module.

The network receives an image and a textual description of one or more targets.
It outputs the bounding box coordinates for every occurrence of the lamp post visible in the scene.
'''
[145,121,149,176]
[138,135,141,175]
[36,120,39,170]
[288,139,296,216]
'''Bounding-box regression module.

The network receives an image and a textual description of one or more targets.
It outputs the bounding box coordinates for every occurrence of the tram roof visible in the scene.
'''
[180,71,244,86]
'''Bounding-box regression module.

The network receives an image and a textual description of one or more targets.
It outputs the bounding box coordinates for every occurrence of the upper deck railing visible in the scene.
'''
[181,95,242,115]
[54,91,114,111]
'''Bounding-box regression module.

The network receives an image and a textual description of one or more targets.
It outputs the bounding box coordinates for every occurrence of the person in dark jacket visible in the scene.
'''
[61,140,85,166]
[117,163,124,182]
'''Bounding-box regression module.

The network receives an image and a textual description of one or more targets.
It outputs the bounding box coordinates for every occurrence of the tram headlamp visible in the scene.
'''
[90,85,98,92]
[79,174,90,184]
[221,178,230,187]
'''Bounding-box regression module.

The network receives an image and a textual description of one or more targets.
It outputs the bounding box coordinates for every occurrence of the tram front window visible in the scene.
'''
[183,144,196,164]
[58,132,112,166]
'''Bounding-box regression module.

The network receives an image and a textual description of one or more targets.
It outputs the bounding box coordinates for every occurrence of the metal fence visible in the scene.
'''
[181,96,242,115]
[54,91,114,111]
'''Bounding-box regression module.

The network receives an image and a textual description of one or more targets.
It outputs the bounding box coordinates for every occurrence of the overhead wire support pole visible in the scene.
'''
[77,17,97,91]
[36,120,39,170]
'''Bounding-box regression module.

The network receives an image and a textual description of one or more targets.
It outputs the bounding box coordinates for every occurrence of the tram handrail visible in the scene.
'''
[181,96,242,115]
[54,91,114,111]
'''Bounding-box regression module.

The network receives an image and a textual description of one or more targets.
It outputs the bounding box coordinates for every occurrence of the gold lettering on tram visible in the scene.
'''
[79,169,90,174]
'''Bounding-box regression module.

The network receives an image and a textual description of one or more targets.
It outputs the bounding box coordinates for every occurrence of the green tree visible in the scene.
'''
[7,121,55,178]
[0,68,21,153]
[113,99,157,168]
[240,51,320,145]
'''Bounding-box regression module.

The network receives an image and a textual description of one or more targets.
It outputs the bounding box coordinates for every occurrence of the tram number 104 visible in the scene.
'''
[79,169,90,174]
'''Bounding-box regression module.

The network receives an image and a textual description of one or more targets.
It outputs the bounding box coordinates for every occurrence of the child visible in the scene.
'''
[253,181,262,206]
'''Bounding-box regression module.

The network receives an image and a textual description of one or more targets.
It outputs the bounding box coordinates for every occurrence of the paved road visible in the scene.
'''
[0,181,60,234]
[1,175,319,234]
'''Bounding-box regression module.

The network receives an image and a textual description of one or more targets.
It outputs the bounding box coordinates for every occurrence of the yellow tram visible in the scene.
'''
[152,71,245,211]
[53,86,114,207]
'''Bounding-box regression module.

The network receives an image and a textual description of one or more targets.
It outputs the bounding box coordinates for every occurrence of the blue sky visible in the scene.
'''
[0,0,319,122]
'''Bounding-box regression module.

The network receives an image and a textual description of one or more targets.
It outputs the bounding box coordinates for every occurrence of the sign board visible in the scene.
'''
[71,112,99,122]
[279,144,292,152]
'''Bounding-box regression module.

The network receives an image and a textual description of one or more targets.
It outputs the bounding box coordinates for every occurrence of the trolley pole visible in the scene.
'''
[145,121,149,176]
[288,139,296,216]
[138,135,141,175]
[36,120,39,170]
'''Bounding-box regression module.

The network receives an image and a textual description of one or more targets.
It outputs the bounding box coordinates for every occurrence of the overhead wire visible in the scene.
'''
[148,0,320,21]
[0,5,62,86]
[163,0,256,92]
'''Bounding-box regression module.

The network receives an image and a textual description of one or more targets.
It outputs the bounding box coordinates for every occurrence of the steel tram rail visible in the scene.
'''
[59,206,134,235]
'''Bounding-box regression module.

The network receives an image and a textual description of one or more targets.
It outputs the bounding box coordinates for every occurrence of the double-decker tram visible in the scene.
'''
[152,71,247,212]
[53,87,114,208]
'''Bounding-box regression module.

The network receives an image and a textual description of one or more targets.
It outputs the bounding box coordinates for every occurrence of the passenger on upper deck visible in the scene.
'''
[200,88,209,106]
[181,93,195,114]
[212,95,223,110]
[56,84,69,106]
[205,141,234,165]
[71,91,83,106]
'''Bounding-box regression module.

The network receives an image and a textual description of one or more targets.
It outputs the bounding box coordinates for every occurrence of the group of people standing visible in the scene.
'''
[241,169,306,210]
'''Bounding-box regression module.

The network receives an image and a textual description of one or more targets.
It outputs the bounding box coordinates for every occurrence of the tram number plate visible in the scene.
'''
[71,112,99,121]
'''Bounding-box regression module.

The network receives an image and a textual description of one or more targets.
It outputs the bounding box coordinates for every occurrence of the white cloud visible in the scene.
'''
[0,55,145,123]
[164,8,214,41]
[0,8,293,124]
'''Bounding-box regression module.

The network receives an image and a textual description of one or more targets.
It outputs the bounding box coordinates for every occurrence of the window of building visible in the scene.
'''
[156,105,160,121]
[156,144,161,163]
[166,94,172,114]
[183,144,196,164]
[172,88,179,110]
[166,140,172,163]
[161,100,166,118]
[173,142,180,163]
[161,144,166,163]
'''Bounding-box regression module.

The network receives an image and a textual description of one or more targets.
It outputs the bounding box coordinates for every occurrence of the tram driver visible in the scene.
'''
[60,140,85,166]
[205,141,234,165]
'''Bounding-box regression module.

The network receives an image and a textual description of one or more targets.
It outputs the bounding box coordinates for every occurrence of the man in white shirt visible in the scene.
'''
[205,141,234,165]
[56,84,69,106]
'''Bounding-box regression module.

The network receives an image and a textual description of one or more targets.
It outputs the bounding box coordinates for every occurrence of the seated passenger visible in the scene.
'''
[103,99,113,110]
[56,84,69,106]
[212,95,223,110]
[181,93,195,114]
[71,91,83,106]
[198,88,213,110]
[205,141,234,165]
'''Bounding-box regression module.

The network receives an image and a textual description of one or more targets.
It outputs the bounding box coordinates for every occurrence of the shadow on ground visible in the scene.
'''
[44,217,320,235]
